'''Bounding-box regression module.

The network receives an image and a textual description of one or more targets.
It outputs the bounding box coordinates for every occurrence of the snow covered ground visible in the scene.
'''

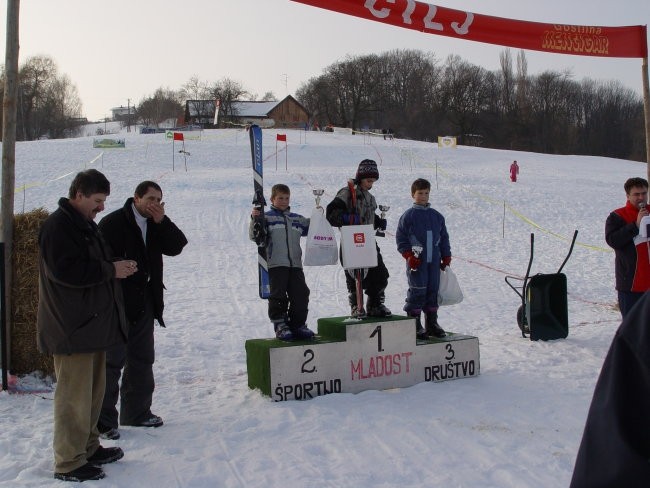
[0,128,643,487]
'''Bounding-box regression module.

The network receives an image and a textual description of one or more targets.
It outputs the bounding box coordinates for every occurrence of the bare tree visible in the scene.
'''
[137,87,183,127]
[439,55,491,144]
[0,55,83,140]
[210,77,249,120]
[181,76,214,125]
[260,91,277,102]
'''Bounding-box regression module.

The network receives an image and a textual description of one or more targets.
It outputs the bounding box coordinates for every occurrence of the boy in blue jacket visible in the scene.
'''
[396,178,451,339]
[250,184,314,341]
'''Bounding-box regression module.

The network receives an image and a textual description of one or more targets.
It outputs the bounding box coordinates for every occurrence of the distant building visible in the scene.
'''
[184,95,310,129]
[111,105,136,121]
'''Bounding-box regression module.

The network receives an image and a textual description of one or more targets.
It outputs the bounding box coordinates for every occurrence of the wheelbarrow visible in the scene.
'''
[505,230,578,340]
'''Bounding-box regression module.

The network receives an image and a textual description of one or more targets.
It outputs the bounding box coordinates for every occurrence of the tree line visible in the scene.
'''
[296,49,646,161]
[2,51,645,162]
[0,55,274,139]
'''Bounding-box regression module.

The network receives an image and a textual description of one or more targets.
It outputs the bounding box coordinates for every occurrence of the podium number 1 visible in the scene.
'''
[370,326,384,352]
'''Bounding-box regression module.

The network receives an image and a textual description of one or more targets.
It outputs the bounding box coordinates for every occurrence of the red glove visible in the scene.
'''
[440,256,452,270]
[402,250,421,270]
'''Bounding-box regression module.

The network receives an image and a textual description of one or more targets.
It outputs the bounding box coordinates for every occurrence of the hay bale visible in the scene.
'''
[10,208,52,375]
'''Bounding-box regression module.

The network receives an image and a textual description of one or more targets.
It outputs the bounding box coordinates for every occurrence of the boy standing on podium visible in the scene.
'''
[396,178,451,339]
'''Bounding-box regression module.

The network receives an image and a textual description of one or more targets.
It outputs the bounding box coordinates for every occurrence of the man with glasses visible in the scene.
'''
[605,177,650,317]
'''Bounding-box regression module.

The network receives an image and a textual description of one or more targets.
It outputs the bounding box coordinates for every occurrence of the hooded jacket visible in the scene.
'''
[98,198,188,326]
[37,198,127,355]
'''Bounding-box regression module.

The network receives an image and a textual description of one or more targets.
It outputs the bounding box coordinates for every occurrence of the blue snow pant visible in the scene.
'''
[403,261,441,314]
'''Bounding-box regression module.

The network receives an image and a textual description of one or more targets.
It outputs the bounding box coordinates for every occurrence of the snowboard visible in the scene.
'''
[250,124,271,299]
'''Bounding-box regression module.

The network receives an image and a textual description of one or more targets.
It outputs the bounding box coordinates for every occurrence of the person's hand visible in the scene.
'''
[440,256,452,270]
[636,205,649,227]
[377,217,387,231]
[402,250,421,270]
[147,201,165,223]
[114,260,138,279]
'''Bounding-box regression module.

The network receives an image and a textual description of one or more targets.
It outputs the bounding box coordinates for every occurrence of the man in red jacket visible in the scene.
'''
[605,177,650,317]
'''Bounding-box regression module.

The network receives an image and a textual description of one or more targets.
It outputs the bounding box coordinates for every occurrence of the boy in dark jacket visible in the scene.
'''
[396,178,451,339]
[250,183,314,341]
[326,159,391,317]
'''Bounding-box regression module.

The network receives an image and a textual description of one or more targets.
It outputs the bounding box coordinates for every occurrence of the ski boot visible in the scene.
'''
[411,311,428,340]
[425,311,446,338]
[366,291,392,317]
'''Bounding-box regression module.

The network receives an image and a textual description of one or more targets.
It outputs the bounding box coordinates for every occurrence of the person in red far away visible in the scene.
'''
[509,160,519,182]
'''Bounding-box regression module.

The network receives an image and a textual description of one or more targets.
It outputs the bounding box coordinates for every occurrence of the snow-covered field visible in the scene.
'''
[0,128,642,487]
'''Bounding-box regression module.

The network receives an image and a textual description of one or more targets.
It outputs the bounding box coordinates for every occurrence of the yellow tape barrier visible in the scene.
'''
[426,161,611,253]
[15,153,104,193]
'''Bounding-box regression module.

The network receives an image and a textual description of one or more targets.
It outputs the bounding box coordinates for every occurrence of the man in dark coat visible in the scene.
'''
[38,169,134,482]
[570,291,650,487]
[97,181,187,439]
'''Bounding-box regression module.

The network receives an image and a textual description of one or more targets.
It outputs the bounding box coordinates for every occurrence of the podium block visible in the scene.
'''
[245,315,479,402]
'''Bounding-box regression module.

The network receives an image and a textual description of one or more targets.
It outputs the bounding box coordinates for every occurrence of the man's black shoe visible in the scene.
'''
[124,414,163,428]
[87,446,124,465]
[54,463,105,482]
[97,422,120,440]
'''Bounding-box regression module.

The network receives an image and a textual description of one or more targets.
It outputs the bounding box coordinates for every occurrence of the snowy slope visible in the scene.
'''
[0,128,643,487]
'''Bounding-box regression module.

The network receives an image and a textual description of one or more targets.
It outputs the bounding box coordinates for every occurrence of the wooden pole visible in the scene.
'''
[1,0,20,386]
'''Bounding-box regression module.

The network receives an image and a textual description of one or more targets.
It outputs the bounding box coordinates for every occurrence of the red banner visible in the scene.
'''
[291,0,648,58]
[277,134,287,142]
[173,132,184,141]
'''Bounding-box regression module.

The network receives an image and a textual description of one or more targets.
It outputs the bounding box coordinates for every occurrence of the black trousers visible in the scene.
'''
[100,288,155,428]
[344,246,389,297]
[268,267,310,329]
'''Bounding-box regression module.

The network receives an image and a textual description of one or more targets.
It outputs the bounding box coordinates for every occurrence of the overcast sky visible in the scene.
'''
[2,0,648,121]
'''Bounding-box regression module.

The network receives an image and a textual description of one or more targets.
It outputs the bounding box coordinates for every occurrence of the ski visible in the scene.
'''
[250,124,270,299]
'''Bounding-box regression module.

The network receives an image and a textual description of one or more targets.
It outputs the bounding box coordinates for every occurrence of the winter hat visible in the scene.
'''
[356,159,379,181]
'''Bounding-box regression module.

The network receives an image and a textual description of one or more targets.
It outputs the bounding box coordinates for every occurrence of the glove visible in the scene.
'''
[440,256,452,270]
[402,250,421,270]
[376,217,387,231]
[342,213,360,225]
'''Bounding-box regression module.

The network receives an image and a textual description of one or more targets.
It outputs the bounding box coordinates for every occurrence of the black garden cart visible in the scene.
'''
[505,230,578,340]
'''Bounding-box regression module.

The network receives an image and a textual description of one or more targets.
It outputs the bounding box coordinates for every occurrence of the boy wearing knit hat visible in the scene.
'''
[326,159,391,317]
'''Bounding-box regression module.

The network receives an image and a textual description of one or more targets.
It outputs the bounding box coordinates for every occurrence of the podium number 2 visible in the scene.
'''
[301,349,316,373]
[370,326,384,352]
